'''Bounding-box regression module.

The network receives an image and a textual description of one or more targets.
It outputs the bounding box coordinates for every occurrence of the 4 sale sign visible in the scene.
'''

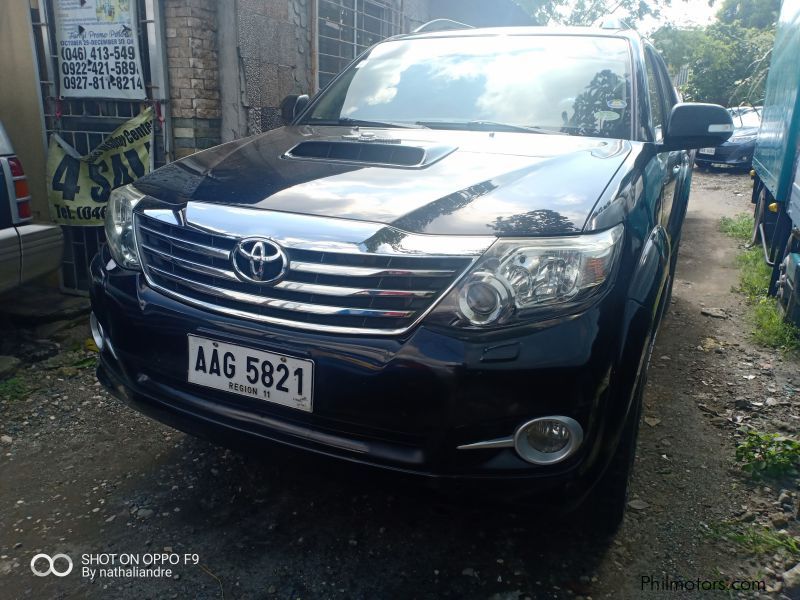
[47,108,153,226]
[54,0,146,100]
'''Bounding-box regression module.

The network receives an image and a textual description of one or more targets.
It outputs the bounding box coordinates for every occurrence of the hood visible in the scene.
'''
[730,126,759,139]
[134,126,631,236]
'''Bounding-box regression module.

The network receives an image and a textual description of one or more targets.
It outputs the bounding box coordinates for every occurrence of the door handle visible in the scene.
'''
[672,165,681,175]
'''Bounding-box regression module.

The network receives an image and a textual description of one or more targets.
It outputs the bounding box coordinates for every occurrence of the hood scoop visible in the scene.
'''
[284,139,456,169]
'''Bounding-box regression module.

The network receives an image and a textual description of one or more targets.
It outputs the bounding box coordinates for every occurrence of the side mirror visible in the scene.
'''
[662,103,734,150]
[280,94,310,124]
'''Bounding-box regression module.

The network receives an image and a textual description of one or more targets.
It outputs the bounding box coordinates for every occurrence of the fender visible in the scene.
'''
[626,225,670,314]
[567,224,671,504]
[618,224,670,383]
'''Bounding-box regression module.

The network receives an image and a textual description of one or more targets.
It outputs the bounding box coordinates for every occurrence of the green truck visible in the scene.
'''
[751,0,800,320]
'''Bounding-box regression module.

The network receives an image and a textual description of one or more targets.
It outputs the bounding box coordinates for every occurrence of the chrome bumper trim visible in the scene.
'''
[456,437,514,450]
[147,265,416,319]
[290,261,457,278]
[273,280,436,299]
[183,202,495,257]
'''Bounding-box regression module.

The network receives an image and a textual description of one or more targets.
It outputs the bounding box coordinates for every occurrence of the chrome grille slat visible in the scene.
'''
[291,261,455,278]
[141,243,239,281]
[274,281,435,298]
[138,223,231,259]
[148,265,415,318]
[135,211,481,334]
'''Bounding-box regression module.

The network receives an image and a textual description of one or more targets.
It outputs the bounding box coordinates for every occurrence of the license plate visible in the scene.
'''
[699,147,716,155]
[187,335,313,412]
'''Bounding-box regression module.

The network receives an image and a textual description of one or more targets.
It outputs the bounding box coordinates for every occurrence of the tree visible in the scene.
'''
[512,0,669,25]
[683,23,774,105]
[514,0,778,106]
[511,0,564,24]
[716,0,780,29]
[650,25,706,75]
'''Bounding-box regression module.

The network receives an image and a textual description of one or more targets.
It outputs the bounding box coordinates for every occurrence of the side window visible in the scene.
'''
[644,49,665,143]
[654,53,678,131]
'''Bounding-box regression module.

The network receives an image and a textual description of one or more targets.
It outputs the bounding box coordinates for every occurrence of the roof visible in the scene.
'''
[396,25,645,43]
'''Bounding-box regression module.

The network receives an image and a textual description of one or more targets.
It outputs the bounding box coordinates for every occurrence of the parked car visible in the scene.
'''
[695,106,761,170]
[0,121,62,294]
[89,23,732,533]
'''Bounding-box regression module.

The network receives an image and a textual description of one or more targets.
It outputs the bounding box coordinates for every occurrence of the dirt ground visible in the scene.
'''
[1,169,799,599]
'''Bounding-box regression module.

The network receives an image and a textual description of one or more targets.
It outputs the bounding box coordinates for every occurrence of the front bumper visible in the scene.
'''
[694,140,755,167]
[90,245,640,503]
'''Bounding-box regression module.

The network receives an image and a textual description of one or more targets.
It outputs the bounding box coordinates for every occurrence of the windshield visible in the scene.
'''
[728,108,761,129]
[302,35,633,139]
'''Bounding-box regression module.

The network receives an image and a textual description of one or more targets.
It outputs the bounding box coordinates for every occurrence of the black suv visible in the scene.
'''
[90,24,732,532]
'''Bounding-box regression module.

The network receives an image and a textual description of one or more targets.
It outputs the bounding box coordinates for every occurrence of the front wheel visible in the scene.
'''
[582,325,655,538]
[583,376,645,537]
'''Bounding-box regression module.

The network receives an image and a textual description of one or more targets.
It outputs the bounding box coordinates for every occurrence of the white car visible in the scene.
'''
[0,121,63,294]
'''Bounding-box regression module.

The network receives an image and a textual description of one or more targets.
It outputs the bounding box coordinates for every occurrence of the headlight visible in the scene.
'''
[105,184,144,269]
[730,134,757,143]
[428,224,624,329]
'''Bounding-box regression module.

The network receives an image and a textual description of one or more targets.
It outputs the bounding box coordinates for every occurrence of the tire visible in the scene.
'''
[585,376,645,537]
[662,240,681,315]
[583,329,654,538]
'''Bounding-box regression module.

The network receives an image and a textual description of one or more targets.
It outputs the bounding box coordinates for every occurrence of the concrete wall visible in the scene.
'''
[0,0,48,221]
[233,0,313,137]
[227,0,432,138]
[178,0,530,146]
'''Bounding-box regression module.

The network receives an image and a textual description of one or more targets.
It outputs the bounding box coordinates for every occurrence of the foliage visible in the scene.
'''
[720,219,800,350]
[752,297,800,351]
[736,431,800,478]
[716,0,781,29]
[709,521,800,555]
[719,213,753,241]
[651,25,707,75]
[511,0,562,24]
[511,0,669,26]
[652,1,777,107]
[511,0,777,105]
[736,247,771,299]
[691,24,773,105]
[0,377,28,401]
[72,355,98,370]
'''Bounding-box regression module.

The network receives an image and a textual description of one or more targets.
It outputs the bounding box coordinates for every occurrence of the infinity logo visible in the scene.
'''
[30,553,73,577]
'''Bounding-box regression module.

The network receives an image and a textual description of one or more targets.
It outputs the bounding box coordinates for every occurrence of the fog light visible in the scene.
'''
[90,313,105,352]
[513,416,583,465]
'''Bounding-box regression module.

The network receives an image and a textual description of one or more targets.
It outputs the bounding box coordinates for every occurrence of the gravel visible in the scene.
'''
[0,170,797,599]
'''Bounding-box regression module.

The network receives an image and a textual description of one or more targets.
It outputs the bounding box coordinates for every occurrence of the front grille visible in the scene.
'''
[135,213,474,334]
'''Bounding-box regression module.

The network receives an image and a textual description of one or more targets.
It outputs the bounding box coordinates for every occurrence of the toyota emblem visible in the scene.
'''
[232,238,287,284]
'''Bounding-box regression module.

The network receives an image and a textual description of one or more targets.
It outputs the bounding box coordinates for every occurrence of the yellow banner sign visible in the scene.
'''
[48,107,153,226]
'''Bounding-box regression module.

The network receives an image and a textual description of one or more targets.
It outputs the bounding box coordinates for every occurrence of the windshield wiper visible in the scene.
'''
[415,120,561,134]
[309,117,426,129]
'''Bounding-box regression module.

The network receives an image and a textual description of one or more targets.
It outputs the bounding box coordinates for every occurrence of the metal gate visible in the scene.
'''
[316,0,403,89]
[30,0,170,293]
